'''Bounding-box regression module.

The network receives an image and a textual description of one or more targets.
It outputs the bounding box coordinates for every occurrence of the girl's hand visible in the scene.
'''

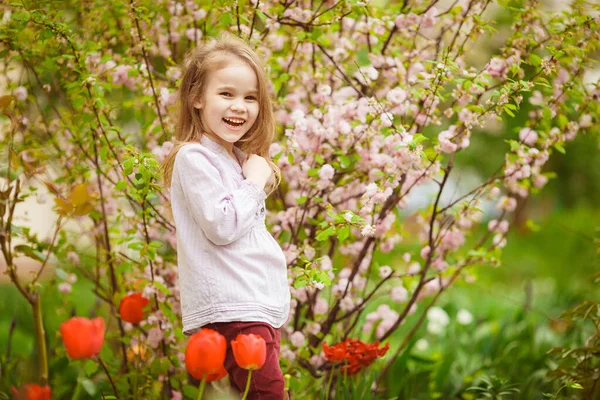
[242,154,272,189]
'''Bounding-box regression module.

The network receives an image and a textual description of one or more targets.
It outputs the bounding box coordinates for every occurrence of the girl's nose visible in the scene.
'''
[230,100,245,112]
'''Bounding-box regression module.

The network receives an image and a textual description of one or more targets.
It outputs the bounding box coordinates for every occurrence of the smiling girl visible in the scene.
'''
[162,33,290,399]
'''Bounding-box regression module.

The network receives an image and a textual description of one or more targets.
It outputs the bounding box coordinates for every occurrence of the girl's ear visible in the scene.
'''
[193,100,202,110]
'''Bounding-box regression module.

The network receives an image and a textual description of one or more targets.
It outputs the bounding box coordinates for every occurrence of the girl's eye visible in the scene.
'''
[220,92,232,97]
[246,96,257,101]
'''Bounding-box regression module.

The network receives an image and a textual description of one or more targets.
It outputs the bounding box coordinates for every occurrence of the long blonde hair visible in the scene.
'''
[161,33,281,196]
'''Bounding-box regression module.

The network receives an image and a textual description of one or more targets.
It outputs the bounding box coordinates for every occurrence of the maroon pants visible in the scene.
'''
[200,321,287,400]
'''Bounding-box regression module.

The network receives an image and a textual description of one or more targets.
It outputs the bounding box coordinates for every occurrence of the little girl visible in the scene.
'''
[162,34,290,399]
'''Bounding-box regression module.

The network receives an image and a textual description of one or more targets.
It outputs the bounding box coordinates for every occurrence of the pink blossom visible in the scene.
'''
[171,391,182,400]
[284,244,298,264]
[431,257,449,272]
[361,224,376,237]
[378,265,392,278]
[386,87,407,104]
[486,57,508,78]
[421,7,438,29]
[438,127,458,153]
[310,354,325,368]
[391,286,408,303]
[319,256,332,271]
[381,112,394,127]
[580,114,592,128]
[67,273,77,284]
[66,251,80,265]
[192,9,206,20]
[147,327,164,349]
[497,196,517,212]
[340,296,354,311]
[529,91,544,106]
[488,219,509,234]
[532,174,548,188]
[519,128,538,146]
[314,297,329,314]
[420,245,431,259]
[290,331,306,347]
[493,234,507,248]
[439,228,465,251]
[280,345,296,362]
[14,86,27,101]
[318,164,335,180]
[305,323,321,336]
[185,28,202,41]
[58,282,72,294]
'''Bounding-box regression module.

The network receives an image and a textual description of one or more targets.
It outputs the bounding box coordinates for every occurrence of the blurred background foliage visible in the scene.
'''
[1,0,599,398]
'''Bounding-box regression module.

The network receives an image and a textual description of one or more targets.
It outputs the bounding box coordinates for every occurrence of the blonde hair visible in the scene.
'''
[161,33,281,196]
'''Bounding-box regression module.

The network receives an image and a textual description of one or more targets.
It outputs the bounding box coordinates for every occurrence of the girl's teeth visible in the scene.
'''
[224,118,245,127]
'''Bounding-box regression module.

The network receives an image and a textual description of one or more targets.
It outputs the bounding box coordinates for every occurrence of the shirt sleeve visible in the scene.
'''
[175,145,267,246]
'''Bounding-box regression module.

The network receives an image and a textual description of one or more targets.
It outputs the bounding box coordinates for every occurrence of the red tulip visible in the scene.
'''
[60,317,105,359]
[119,292,150,324]
[11,383,52,400]
[205,365,228,382]
[323,341,348,362]
[231,333,266,370]
[185,329,227,380]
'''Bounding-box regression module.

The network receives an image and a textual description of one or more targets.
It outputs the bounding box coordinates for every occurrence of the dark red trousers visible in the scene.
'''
[200,321,287,400]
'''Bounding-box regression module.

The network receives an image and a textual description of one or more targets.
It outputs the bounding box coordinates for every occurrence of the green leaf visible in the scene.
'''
[12,11,31,22]
[337,225,350,241]
[84,360,98,376]
[503,105,515,117]
[14,245,45,262]
[553,142,566,154]
[529,53,542,66]
[55,268,69,280]
[339,155,350,168]
[183,385,198,398]
[293,274,309,289]
[154,281,172,296]
[316,226,336,241]
[79,377,97,396]
[256,11,267,22]
[568,382,583,389]
[357,48,370,67]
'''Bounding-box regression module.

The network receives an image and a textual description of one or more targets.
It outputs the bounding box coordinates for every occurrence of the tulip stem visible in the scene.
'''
[325,367,335,400]
[72,369,83,400]
[31,292,49,385]
[241,370,253,400]
[196,377,206,400]
[98,356,118,397]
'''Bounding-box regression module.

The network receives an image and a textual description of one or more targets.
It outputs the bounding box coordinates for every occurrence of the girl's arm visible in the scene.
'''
[175,145,266,246]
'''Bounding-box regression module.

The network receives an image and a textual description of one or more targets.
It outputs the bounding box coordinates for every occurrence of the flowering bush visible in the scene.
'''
[1,0,599,398]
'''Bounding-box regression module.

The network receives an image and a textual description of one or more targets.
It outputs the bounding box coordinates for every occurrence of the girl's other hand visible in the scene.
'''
[243,154,272,189]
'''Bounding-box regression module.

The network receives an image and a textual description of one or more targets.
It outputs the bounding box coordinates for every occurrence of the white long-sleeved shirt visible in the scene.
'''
[170,135,290,335]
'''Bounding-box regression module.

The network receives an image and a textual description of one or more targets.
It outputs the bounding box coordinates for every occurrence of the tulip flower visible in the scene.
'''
[11,383,52,400]
[185,328,227,399]
[118,292,150,324]
[231,333,267,370]
[231,333,267,400]
[60,317,105,360]
[205,365,227,382]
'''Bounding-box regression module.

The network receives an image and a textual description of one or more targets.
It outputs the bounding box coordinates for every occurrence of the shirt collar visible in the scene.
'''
[200,135,246,172]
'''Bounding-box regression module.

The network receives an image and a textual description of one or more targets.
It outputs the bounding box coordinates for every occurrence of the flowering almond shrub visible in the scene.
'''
[1,0,598,398]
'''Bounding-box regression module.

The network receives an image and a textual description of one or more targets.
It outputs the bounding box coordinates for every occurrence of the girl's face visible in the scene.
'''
[193,61,259,150]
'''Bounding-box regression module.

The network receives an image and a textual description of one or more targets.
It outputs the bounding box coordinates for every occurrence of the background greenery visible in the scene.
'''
[1,0,599,398]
